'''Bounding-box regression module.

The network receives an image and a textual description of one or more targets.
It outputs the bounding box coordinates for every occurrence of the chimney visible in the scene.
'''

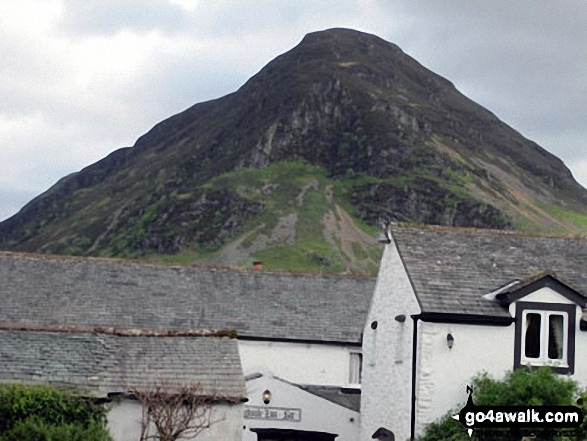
[253,261,263,271]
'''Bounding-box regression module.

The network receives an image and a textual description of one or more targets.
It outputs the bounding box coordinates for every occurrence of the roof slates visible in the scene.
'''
[392,226,587,316]
[0,254,375,344]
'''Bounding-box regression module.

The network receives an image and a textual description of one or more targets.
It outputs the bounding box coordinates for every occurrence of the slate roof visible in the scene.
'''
[246,373,360,412]
[390,225,587,317]
[0,327,245,400]
[298,385,361,412]
[0,253,375,344]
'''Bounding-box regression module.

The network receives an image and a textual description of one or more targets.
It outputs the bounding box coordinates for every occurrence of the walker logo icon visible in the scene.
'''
[452,386,584,437]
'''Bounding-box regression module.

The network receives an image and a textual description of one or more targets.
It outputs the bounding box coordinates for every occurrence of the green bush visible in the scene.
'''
[473,367,577,407]
[417,367,585,441]
[1,417,113,441]
[417,412,470,441]
[0,384,111,440]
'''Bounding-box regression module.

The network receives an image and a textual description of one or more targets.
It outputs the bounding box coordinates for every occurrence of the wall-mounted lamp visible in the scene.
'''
[447,333,454,350]
[371,321,378,330]
[394,314,406,323]
[262,389,271,405]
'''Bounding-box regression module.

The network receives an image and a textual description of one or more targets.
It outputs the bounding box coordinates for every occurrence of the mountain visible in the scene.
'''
[2,28,587,274]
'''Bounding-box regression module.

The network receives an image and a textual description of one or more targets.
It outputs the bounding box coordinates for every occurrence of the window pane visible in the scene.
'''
[548,315,564,360]
[349,353,362,384]
[525,313,541,358]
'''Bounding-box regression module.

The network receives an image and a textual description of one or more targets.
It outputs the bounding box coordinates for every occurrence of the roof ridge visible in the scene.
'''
[0,251,376,279]
[389,222,587,240]
[0,322,238,338]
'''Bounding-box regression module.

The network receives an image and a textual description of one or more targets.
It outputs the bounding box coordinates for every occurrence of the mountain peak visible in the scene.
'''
[283,27,405,66]
[302,27,400,48]
[1,29,587,273]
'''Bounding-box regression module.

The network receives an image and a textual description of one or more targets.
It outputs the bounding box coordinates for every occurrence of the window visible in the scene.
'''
[521,310,567,366]
[349,352,362,385]
[514,302,576,375]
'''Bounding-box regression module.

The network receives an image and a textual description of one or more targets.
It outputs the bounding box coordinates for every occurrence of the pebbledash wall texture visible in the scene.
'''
[361,239,420,441]
[414,285,587,434]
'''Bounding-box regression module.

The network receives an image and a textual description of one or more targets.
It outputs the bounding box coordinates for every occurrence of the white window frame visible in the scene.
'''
[348,351,362,386]
[514,301,576,375]
[520,309,569,368]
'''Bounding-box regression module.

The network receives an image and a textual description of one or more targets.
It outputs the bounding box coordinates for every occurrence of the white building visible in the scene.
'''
[243,372,360,441]
[0,252,375,440]
[362,225,587,441]
[0,325,246,441]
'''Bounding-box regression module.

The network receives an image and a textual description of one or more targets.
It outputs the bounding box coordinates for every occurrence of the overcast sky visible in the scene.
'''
[1,0,586,221]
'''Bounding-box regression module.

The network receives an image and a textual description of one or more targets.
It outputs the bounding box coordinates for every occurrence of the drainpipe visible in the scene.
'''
[410,314,421,441]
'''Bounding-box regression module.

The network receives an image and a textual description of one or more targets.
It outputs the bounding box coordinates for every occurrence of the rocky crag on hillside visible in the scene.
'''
[2,28,587,274]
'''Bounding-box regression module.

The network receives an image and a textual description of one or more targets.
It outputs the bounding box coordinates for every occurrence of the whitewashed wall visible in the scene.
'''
[415,321,514,434]
[364,242,587,441]
[413,286,584,438]
[574,331,587,386]
[361,241,421,441]
[242,374,359,441]
[107,399,243,441]
[519,287,577,304]
[238,339,360,387]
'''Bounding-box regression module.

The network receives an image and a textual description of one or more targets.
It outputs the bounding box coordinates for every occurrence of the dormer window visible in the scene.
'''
[514,302,576,374]
[522,310,568,366]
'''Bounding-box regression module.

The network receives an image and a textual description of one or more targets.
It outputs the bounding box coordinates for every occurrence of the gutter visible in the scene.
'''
[238,335,362,347]
[418,312,514,326]
[410,314,420,441]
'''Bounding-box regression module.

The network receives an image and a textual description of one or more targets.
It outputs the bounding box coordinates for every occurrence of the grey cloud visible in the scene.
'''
[0,188,39,222]
[59,0,360,39]
[59,0,190,35]
[188,0,358,36]
[0,30,67,118]
[375,0,587,163]
[117,42,290,122]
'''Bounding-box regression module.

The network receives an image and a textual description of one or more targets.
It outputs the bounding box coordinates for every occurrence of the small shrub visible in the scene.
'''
[473,367,577,407]
[1,417,113,441]
[418,367,584,441]
[417,412,469,441]
[0,384,109,434]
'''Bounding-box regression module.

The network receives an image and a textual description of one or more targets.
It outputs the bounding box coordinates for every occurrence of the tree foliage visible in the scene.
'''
[2,417,112,441]
[418,367,586,441]
[0,383,112,441]
[473,367,577,407]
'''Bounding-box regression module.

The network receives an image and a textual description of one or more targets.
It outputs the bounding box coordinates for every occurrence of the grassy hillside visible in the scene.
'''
[140,159,587,275]
[3,28,587,276]
[142,161,382,274]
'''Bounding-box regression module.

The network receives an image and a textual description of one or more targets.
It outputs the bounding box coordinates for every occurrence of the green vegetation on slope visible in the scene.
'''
[539,203,587,230]
[85,159,587,276]
[207,161,379,273]
[174,157,511,274]
[140,161,381,274]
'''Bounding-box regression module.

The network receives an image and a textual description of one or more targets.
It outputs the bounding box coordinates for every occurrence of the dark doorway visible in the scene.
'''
[251,428,338,441]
